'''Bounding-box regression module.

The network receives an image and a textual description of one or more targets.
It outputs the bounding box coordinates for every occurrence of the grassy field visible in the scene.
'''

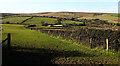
[2,24,119,64]
[61,20,83,24]
[2,16,84,28]
[78,14,118,23]
[23,17,83,27]
[23,17,58,27]
[2,16,31,23]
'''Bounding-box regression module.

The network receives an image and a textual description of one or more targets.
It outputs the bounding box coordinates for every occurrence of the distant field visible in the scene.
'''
[23,17,57,27]
[2,16,31,23]
[78,14,118,23]
[61,20,83,24]
[16,12,95,19]
[23,17,83,27]
[2,16,84,28]
[0,17,2,22]
[2,24,119,64]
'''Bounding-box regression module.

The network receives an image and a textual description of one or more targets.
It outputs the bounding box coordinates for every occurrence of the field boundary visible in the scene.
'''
[20,17,33,24]
[24,26,119,52]
[1,33,11,50]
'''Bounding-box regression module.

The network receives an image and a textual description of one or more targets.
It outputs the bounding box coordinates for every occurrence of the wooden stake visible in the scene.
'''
[106,38,109,51]
[7,33,11,50]
[59,32,61,38]
[90,38,92,48]
[48,30,50,34]
[90,38,92,44]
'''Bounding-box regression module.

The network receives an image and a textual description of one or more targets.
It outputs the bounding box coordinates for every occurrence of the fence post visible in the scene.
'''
[7,33,11,50]
[90,38,92,48]
[59,32,61,38]
[90,38,92,44]
[115,40,119,52]
[106,38,109,51]
[48,30,50,34]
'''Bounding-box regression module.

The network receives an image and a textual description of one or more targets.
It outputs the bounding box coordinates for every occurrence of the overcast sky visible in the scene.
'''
[0,0,119,13]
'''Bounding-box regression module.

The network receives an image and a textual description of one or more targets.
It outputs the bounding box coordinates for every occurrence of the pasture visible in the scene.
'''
[2,24,119,64]
[78,14,118,23]
[2,16,31,23]
[22,17,83,28]
[23,17,58,27]
[61,20,83,24]
[2,16,84,28]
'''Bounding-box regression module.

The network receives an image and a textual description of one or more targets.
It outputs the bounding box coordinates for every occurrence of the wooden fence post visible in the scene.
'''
[106,38,109,51]
[90,38,92,48]
[115,40,119,52]
[48,30,50,34]
[7,33,11,50]
[59,32,61,38]
[90,38,92,44]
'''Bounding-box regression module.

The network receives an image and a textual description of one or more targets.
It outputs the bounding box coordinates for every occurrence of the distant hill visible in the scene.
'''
[2,13,19,17]
[1,12,118,19]
[1,12,118,23]
[10,12,108,18]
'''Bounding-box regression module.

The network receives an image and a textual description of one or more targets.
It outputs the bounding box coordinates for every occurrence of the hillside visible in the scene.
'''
[2,24,119,64]
[15,12,106,18]
[1,12,120,64]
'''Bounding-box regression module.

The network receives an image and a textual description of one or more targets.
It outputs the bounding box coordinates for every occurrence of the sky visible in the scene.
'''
[0,0,119,13]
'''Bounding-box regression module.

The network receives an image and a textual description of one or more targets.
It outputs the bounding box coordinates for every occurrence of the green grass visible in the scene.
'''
[2,16,31,23]
[78,14,118,23]
[2,16,83,28]
[68,26,87,28]
[23,17,58,27]
[61,20,83,24]
[23,17,83,28]
[2,24,119,64]
[110,13,119,17]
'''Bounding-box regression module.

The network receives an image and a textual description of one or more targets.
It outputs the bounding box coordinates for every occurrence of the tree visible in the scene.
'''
[57,21,62,24]
[57,18,62,24]
[54,21,58,25]
[28,25,36,27]
[71,17,75,21]
[44,23,48,26]
[6,21,10,24]
[41,21,45,26]
[83,22,86,26]
[73,23,77,26]
[94,18,99,21]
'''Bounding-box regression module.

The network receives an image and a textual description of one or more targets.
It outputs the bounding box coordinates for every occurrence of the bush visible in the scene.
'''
[117,23,120,26]
[6,21,10,24]
[28,25,36,27]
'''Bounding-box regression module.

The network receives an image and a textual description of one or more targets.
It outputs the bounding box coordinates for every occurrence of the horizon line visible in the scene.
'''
[1,11,118,14]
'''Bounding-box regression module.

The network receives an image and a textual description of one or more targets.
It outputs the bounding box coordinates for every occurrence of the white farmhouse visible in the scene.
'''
[53,25,63,27]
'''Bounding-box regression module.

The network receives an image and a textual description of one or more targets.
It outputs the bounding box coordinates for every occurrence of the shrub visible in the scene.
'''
[28,25,36,27]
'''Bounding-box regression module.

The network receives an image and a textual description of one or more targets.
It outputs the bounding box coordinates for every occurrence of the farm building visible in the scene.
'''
[47,24,53,27]
[53,25,63,27]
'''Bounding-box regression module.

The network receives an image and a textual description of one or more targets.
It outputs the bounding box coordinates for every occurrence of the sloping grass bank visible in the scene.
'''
[2,24,119,64]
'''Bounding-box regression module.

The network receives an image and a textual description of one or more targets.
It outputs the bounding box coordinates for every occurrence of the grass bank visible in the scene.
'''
[2,24,119,64]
